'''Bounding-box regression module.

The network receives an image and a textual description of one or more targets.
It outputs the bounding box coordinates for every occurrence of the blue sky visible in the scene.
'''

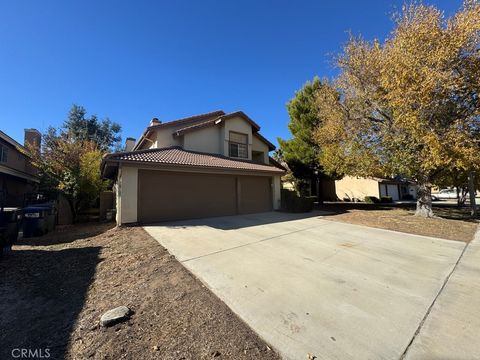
[0,0,462,148]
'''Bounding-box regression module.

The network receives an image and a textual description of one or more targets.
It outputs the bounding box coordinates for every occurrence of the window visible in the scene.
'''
[0,145,8,163]
[229,132,248,158]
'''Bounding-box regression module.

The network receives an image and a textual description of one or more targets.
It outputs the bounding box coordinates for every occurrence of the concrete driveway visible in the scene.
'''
[144,212,468,360]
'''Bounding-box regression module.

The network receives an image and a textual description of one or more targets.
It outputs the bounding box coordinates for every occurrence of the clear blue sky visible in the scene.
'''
[0,0,462,148]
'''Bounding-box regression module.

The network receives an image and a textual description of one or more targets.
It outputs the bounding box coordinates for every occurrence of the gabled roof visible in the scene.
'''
[133,110,275,152]
[102,146,285,178]
[253,132,275,151]
[147,110,225,131]
[133,110,225,150]
[221,111,260,131]
[173,117,221,136]
[0,130,26,151]
[171,111,275,151]
[173,111,262,135]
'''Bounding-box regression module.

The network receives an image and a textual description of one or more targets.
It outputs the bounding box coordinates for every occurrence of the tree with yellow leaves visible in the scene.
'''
[314,0,480,217]
[26,105,119,221]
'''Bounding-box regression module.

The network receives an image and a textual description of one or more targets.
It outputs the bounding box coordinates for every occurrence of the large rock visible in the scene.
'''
[100,306,131,327]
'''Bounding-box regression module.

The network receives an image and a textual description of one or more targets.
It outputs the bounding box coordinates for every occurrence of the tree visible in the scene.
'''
[29,138,110,220]
[27,105,120,220]
[278,77,330,198]
[314,1,480,217]
[63,104,121,151]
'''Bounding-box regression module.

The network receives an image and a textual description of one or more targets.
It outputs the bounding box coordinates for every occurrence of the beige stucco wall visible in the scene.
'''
[117,165,138,224]
[220,116,253,160]
[252,135,269,164]
[272,175,281,210]
[335,176,380,201]
[183,125,221,154]
[153,126,183,148]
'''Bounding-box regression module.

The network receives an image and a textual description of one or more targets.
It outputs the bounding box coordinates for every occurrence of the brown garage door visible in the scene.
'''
[238,176,272,214]
[137,170,272,223]
[138,170,237,223]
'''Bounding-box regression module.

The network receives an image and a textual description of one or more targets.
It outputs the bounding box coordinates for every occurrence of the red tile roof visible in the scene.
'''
[146,110,225,131]
[173,118,220,136]
[103,147,285,175]
[133,110,225,150]
[172,113,275,151]
[173,111,262,136]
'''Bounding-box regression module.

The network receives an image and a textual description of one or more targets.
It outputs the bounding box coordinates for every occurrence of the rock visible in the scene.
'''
[100,306,132,327]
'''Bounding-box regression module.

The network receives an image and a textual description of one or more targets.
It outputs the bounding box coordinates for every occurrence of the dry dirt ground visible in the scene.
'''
[319,203,478,242]
[0,224,280,360]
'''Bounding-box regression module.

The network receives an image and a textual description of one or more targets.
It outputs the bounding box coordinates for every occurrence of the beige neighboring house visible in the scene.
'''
[0,129,40,207]
[335,176,417,202]
[101,110,285,225]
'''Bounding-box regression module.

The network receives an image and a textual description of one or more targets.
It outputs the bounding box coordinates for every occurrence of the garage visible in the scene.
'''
[379,183,400,201]
[137,169,272,223]
[238,176,272,214]
[101,146,284,225]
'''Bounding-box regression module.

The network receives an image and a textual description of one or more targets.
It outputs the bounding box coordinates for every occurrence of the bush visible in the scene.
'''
[281,189,314,213]
[364,196,380,203]
[380,196,393,203]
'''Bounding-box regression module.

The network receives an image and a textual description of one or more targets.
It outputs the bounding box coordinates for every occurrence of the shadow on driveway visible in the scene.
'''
[0,246,101,360]
[152,211,328,230]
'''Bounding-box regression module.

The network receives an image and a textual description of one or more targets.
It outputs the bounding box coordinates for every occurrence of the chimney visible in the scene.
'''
[150,117,161,126]
[125,137,136,152]
[24,129,41,151]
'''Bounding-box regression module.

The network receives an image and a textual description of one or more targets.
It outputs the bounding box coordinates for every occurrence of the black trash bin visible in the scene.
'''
[22,206,49,238]
[0,207,22,256]
[34,203,57,232]
[0,227,5,257]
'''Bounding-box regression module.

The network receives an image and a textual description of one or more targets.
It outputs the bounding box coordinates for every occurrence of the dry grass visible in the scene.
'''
[0,223,280,360]
[319,203,478,242]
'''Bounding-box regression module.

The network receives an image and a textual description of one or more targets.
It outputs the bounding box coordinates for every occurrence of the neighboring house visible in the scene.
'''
[335,176,417,202]
[101,110,285,225]
[0,129,40,207]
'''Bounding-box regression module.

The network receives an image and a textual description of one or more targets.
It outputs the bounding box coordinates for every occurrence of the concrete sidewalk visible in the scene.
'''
[145,212,470,359]
[404,228,480,360]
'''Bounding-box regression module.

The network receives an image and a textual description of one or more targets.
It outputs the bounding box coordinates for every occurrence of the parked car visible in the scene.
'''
[431,188,458,201]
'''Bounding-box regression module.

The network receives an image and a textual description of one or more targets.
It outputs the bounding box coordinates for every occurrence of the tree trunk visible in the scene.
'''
[316,175,324,205]
[415,178,434,217]
[468,171,477,218]
[66,197,78,223]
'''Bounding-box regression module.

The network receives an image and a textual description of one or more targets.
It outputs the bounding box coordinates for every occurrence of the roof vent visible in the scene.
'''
[150,118,161,126]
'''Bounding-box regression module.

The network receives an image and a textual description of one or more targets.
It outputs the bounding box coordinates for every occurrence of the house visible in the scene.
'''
[101,110,286,225]
[0,129,40,207]
[335,176,417,202]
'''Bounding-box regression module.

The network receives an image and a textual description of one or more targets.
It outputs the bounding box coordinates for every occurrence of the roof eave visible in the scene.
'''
[101,157,285,176]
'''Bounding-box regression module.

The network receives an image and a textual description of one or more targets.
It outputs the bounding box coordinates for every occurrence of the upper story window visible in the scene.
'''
[0,144,8,163]
[229,132,248,159]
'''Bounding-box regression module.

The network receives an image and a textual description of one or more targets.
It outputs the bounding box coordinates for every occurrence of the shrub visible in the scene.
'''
[380,196,393,203]
[281,189,314,213]
[364,196,380,204]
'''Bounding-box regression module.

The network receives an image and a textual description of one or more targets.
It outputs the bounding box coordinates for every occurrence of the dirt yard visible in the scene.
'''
[319,203,478,242]
[0,224,280,360]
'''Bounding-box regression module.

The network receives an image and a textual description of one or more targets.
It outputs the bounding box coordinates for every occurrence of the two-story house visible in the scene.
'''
[0,129,40,207]
[101,110,285,225]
